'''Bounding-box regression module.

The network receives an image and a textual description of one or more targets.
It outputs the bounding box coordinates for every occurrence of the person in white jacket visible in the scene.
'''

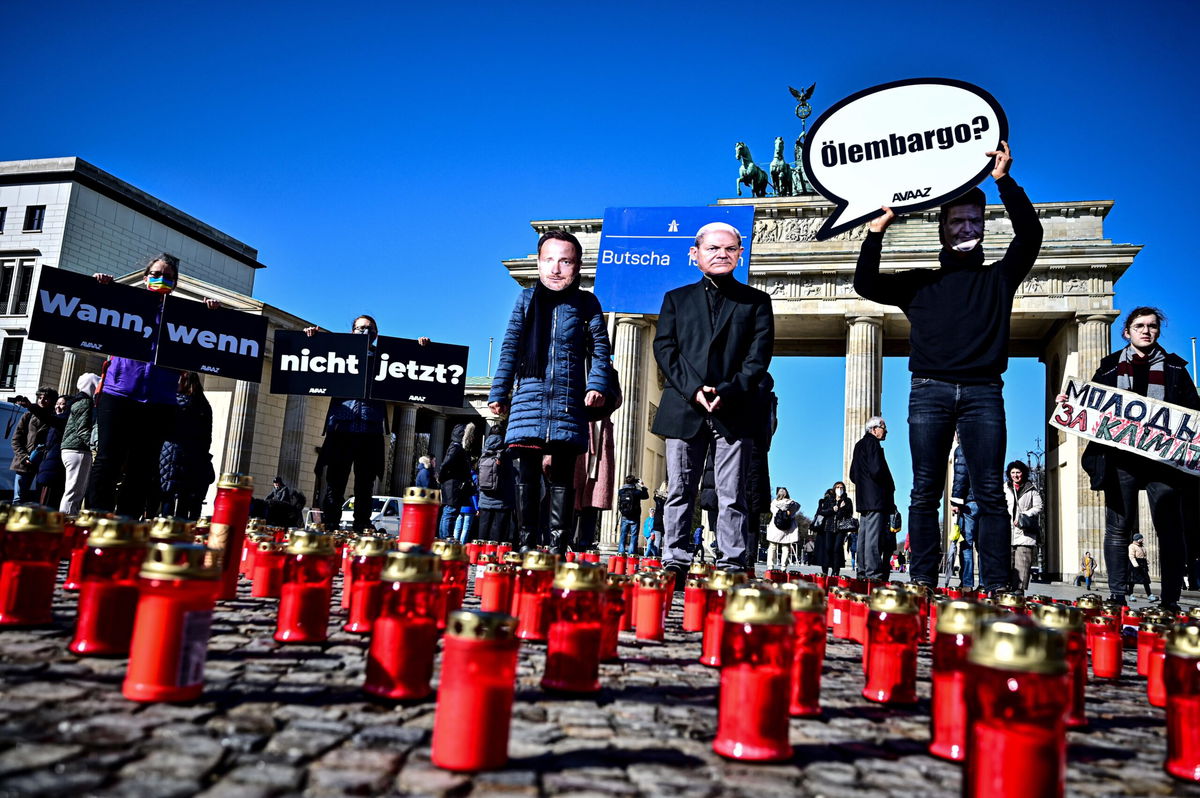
[1004,460,1043,591]
[766,487,800,570]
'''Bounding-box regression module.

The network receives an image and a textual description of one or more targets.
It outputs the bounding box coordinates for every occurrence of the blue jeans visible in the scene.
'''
[618,518,638,555]
[438,505,460,539]
[14,471,37,503]
[454,512,474,544]
[959,500,978,587]
[908,378,1008,592]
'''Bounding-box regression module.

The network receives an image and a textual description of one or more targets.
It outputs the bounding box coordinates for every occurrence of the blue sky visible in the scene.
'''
[8,0,1197,515]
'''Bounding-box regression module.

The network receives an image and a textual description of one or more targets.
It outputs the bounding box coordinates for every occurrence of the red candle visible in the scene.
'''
[903,582,931,644]
[204,473,254,601]
[763,569,786,584]
[829,588,847,638]
[996,591,1026,616]
[241,519,263,577]
[634,572,666,643]
[581,549,601,565]
[1164,623,1200,782]
[465,540,482,565]
[848,594,869,644]
[251,541,286,598]
[274,531,336,643]
[1090,616,1123,680]
[69,517,149,656]
[713,585,794,762]
[780,582,826,717]
[432,539,469,630]
[63,509,106,591]
[863,587,920,705]
[514,551,556,641]
[1122,609,1144,646]
[364,548,442,700]
[607,555,625,574]
[479,563,515,614]
[398,487,441,548]
[0,505,65,626]
[1076,595,1103,650]
[431,610,520,772]
[1149,629,1170,708]
[964,616,1068,798]
[626,555,640,573]
[1140,622,1170,677]
[473,553,496,598]
[601,575,626,662]
[1033,603,1088,729]
[542,562,605,692]
[343,536,390,634]
[700,570,749,668]
[122,542,221,702]
[619,576,635,632]
[683,576,708,632]
[930,599,995,761]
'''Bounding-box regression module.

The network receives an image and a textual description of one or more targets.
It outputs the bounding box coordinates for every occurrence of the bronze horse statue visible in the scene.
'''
[770,136,794,197]
[735,142,769,198]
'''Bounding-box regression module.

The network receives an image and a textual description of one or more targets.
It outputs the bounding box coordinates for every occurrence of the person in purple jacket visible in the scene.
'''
[87,254,219,517]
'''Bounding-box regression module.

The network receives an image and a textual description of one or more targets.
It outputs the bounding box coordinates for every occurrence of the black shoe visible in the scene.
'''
[664,565,686,592]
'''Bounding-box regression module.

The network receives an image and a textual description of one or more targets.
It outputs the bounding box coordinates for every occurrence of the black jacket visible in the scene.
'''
[438,424,473,507]
[617,484,649,521]
[652,275,774,440]
[951,445,973,505]
[1081,348,1200,489]
[850,433,895,513]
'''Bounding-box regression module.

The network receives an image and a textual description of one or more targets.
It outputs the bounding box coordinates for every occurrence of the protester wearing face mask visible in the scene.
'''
[88,254,219,517]
[853,142,1043,597]
[813,481,854,578]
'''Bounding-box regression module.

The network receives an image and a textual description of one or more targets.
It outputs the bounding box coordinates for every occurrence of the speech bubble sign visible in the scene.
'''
[801,78,1008,241]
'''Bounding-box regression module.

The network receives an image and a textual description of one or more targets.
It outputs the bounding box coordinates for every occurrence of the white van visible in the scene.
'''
[340,495,403,536]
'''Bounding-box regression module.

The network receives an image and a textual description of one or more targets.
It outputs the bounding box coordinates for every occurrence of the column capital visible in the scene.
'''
[1075,310,1119,325]
[615,315,649,329]
[844,313,884,328]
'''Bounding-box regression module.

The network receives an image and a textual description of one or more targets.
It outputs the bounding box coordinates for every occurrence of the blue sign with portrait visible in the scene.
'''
[592,206,755,315]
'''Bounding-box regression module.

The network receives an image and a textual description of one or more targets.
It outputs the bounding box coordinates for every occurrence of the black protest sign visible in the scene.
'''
[29,268,163,363]
[155,295,268,382]
[368,336,469,407]
[269,330,370,398]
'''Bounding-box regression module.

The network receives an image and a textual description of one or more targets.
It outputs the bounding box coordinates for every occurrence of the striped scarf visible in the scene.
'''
[1116,343,1165,400]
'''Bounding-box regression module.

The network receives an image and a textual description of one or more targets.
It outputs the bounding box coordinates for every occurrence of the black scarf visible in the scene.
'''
[518,280,577,379]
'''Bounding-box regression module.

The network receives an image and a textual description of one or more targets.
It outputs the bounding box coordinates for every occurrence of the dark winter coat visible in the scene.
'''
[35,411,67,488]
[61,392,94,453]
[950,445,973,505]
[159,390,215,505]
[438,424,473,507]
[850,433,896,513]
[477,430,514,511]
[10,411,48,475]
[489,285,610,453]
[415,463,434,488]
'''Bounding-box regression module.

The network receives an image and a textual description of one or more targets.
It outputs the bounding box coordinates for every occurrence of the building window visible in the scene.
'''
[0,259,36,315]
[0,207,6,233]
[23,206,45,232]
[0,337,22,389]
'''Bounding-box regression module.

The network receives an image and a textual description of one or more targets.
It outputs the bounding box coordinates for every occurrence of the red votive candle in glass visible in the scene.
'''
[1090,615,1123,680]
[849,594,869,645]
[251,540,286,598]
[1164,622,1200,782]
[903,582,932,644]
[473,552,496,598]
[683,576,709,632]
[608,555,625,574]
[1141,621,1170,677]
[863,586,920,705]
[713,585,795,761]
[431,610,520,772]
[964,616,1068,798]
[828,588,846,637]
[1122,608,1144,647]
[480,562,515,614]
[929,599,995,761]
[0,505,65,626]
[634,572,667,643]
[700,569,749,667]
[1033,602,1088,729]
[343,535,390,634]
[581,548,600,565]
[541,562,605,692]
[364,547,442,700]
[1076,594,1103,650]
[205,473,254,601]
[399,487,441,548]
[274,530,336,643]
[763,569,786,584]
[70,517,150,656]
[601,574,628,662]
[618,573,635,631]
[780,581,826,717]
[431,539,469,630]
[240,518,262,577]
[1149,627,1170,708]
[63,509,106,591]
[465,540,482,565]
[996,591,1026,616]
[122,542,221,702]
[514,551,556,641]
[626,555,640,574]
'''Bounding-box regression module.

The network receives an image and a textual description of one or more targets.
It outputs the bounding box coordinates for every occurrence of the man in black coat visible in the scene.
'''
[652,222,774,581]
[850,416,896,581]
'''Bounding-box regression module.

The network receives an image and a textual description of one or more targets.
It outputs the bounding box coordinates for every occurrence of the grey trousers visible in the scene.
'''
[857,511,890,581]
[1012,545,1036,591]
[663,426,750,571]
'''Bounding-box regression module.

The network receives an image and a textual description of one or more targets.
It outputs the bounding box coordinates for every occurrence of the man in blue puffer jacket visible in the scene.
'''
[488,230,612,554]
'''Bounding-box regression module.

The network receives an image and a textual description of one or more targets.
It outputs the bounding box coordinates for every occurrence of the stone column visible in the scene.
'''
[1075,311,1118,576]
[57,348,78,397]
[223,379,260,476]
[391,404,418,493]
[602,316,647,550]
[429,412,447,464]
[842,315,883,497]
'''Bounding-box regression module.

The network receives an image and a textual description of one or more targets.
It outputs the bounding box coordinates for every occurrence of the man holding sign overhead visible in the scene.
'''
[854,142,1042,596]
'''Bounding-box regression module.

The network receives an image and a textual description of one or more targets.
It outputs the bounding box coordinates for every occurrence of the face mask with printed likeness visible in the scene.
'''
[146,275,176,293]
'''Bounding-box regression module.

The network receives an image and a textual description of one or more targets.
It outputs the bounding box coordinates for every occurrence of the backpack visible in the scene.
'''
[773,504,793,531]
[477,449,501,492]
[618,489,637,516]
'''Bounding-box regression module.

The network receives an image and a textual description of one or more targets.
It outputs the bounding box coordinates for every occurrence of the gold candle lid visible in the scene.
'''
[706,569,749,592]
[484,562,507,575]
[688,561,710,576]
[75,508,108,530]
[868,586,918,614]
[686,577,708,590]
[445,609,517,640]
[217,473,254,490]
[723,585,794,625]
[257,540,282,554]
[636,572,664,589]
[1166,622,1200,658]
[286,529,335,556]
[606,573,631,588]
[901,582,931,600]
[1143,607,1175,624]
[1100,600,1124,614]
[1186,607,1200,621]
[1076,595,1103,610]
[1139,621,1170,635]
[996,591,1026,610]
[937,599,997,635]
[1087,615,1116,629]
[521,550,555,571]
[403,486,442,505]
[503,552,523,566]
[1032,602,1083,631]
[553,561,605,591]
[779,581,826,613]
[87,517,149,547]
[149,516,196,542]
[431,539,468,562]
[1027,595,1054,605]
[381,548,441,583]
[352,536,390,557]
[5,505,65,534]
[1124,608,1144,622]
[968,616,1066,675]
[140,541,220,579]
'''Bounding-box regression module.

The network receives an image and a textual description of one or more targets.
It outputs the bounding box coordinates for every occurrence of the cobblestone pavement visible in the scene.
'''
[1,563,1198,797]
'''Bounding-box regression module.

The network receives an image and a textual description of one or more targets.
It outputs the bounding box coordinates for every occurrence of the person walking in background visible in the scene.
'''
[454,470,478,544]
[616,475,649,555]
[159,372,215,520]
[765,487,799,571]
[643,509,660,557]
[1128,533,1157,601]
[415,455,435,488]
[1075,551,1096,590]
[437,423,474,539]
[1005,460,1043,592]
[476,422,514,545]
[59,373,99,515]
[35,396,68,508]
[851,416,895,583]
